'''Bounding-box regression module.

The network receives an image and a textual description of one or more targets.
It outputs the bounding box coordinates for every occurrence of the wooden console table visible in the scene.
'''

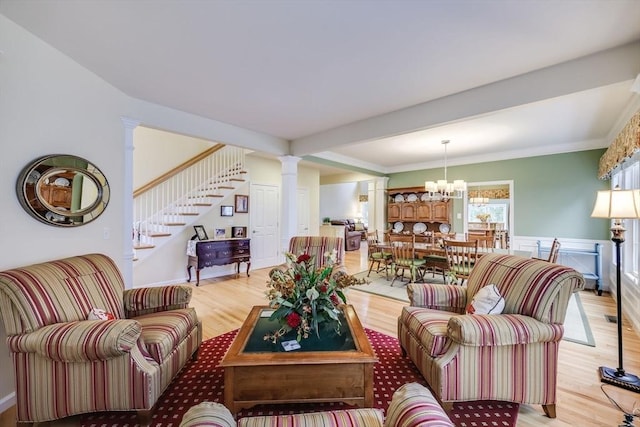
[187,238,250,286]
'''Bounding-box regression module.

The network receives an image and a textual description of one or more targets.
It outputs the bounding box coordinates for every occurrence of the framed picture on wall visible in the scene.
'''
[221,205,233,217]
[215,228,226,239]
[232,226,247,238]
[235,195,249,213]
[193,225,208,240]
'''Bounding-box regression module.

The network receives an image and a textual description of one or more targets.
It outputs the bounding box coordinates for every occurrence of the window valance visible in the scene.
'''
[598,111,640,179]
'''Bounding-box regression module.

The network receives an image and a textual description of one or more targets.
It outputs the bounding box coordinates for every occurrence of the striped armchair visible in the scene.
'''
[287,236,345,268]
[269,236,346,279]
[0,253,202,424]
[398,253,584,418]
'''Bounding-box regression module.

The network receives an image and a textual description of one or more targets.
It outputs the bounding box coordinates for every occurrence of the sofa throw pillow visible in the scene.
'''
[466,284,505,314]
[88,307,115,321]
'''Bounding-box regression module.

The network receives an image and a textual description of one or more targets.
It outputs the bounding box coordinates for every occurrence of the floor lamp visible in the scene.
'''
[591,186,640,393]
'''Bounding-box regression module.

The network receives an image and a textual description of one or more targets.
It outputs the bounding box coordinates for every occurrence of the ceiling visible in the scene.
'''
[3,0,640,176]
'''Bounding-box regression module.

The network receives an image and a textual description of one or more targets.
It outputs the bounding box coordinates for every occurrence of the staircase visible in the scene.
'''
[133,145,247,263]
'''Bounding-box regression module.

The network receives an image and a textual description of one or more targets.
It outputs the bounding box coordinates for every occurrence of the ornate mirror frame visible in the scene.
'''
[16,154,110,227]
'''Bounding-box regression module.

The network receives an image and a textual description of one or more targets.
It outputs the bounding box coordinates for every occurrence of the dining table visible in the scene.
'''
[374,241,533,281]
[376,242,532,258]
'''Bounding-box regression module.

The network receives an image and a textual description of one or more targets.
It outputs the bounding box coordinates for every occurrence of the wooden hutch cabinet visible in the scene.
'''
[387,186,451,234]
[36,171,75,210]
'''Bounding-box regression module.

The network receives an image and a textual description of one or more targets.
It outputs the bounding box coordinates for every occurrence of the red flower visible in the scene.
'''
[297,253,311,263]
[295,273,302,281]
[286,312,302,328]
[330,293,340,306]
[319,284,328,293]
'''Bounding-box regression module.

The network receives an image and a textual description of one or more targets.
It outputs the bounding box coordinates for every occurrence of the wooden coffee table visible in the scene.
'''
[219,304,377,413]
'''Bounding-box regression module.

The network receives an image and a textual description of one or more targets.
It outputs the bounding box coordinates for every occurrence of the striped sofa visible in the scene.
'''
[398,253,584,418]
[0,253,202,424]
[179,382,454,427]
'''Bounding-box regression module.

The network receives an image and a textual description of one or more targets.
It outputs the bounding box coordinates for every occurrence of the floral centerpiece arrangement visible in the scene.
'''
[264,250,367,343]
[476,213,491,223]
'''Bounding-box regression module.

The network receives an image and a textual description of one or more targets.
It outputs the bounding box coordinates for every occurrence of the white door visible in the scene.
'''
[250,184,280,269]
[297,187,310,235]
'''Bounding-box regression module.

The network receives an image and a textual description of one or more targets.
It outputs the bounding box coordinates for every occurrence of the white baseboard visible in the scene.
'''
[136,264,240,288]
[0,392,15,415]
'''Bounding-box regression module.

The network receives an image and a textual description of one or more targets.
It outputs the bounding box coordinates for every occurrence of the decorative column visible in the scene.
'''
[372,177,389,239]
[121,117,140,290]
[279,155,301,254]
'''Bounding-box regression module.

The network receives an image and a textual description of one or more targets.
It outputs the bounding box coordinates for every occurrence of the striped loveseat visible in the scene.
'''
[398,253,584,418]
[179,382,454,427]
[0,253,202,424]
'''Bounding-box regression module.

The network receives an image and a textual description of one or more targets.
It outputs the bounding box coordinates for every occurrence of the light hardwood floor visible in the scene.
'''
[1,244,638,426]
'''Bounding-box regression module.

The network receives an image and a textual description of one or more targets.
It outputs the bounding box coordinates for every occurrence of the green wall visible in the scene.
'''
[388,149,611,240]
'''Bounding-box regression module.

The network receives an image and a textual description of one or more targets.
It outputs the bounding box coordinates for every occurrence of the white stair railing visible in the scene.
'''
[133,145,245,248]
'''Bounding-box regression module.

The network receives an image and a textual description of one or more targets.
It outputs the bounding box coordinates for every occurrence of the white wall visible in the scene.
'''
[133,126,215,189]
[319,182,360,220]
[0,16,303,413]
[0,14,131,410]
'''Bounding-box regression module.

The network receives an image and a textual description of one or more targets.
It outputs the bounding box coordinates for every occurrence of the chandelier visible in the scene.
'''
[424,140,466,200]
[469,190,489,205]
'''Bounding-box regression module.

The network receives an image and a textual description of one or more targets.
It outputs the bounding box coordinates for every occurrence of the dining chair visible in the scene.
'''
[421,248,449,283]
[466,232,495,250]
[534,238,561,263]
[390,242,427,286]
[433,232,457,246]
[492,223,508,249]
[443,239,478,285]
[366,230,392,279]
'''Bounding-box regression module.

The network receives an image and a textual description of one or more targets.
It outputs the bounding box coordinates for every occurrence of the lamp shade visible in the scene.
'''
[591,189,640,219]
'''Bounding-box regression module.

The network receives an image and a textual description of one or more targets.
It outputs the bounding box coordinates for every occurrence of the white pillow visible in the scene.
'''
[466,284,505,314]
[88,307,115,320]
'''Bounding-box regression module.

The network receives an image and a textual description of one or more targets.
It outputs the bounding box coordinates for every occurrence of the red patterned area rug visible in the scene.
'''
[79,329,518,427]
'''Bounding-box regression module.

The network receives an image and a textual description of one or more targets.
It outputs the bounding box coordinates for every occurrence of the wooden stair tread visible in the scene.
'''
[147,232,171,237]
[177,202,212,207]
[134,244,155,250]
[195,193,224,198]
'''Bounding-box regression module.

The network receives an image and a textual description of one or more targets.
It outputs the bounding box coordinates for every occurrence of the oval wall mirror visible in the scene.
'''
[16,154,110,227]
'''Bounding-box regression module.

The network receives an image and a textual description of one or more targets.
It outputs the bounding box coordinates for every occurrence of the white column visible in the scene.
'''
[121,117,140,289]
[279,155,301,253]
[373,177,389,239]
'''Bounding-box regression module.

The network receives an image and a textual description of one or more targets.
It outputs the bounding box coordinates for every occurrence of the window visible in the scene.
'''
[613,155,640,283]
[468,202,508,229]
